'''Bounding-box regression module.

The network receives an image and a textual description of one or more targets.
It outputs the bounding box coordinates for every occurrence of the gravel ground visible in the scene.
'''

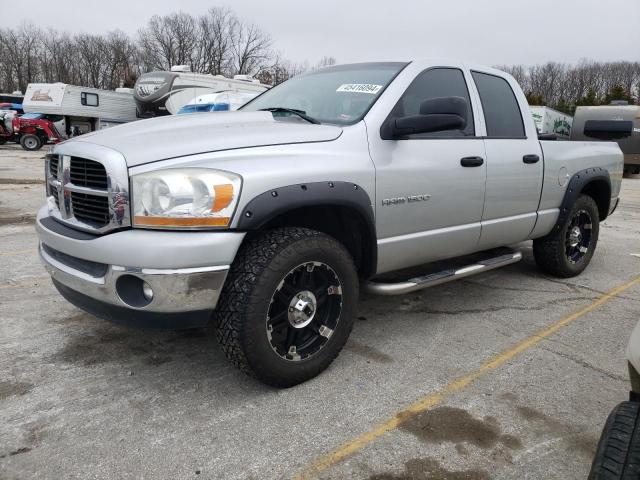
[1,142,639,480]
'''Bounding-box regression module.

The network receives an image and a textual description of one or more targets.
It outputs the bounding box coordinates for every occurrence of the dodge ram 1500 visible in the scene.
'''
[37,60,625,386]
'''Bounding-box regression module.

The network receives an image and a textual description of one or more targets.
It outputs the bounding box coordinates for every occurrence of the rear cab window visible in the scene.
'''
[471,71,525,138]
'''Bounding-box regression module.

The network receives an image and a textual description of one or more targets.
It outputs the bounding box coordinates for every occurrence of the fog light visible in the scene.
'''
[115,275,153,308]
[142,282,154,301]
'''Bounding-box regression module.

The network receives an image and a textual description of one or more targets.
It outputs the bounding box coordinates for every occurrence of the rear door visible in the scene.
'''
[470,70,544,249]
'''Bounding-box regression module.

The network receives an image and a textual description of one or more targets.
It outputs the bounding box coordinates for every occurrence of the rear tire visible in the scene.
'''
[214,227,359,387]
[20,134,43,151]
[533,194,600,277]
[588,401,640,480]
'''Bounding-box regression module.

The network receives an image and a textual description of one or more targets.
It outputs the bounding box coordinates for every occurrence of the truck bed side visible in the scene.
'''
[532,140,624,238]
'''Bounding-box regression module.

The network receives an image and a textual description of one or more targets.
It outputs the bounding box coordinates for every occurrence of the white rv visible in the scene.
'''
[22,83,137,135]
[530,106,573,140]
[134,65,269,117]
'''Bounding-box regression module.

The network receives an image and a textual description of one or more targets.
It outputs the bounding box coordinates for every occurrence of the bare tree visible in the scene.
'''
[138,13,198,71]
[195,7,233,75]
[228,17,272,75]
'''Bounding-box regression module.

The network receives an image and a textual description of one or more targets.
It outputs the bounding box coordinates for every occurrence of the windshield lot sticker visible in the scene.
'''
[336,84,382,94]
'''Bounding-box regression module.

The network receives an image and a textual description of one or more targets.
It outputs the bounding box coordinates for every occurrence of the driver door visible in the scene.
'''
[367,67,486,273]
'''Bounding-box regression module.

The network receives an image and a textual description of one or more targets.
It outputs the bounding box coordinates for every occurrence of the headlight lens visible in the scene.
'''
[132,168,241,228]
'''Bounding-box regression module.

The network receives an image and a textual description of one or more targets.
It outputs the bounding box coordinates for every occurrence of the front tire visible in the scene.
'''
[20,134,43,151]
[588,401,640,479]
[214,227,359,387]
[533,194,600,277]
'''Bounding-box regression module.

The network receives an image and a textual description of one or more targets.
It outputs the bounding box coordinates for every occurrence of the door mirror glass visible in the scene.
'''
[391,96,467,138]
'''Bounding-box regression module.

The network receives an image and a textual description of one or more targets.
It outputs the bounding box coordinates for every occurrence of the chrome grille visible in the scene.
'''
[50,184,60,210]
[70,157,108,189]
[44,147,130,234]
[49,155,59,179]
[70,192,110,226]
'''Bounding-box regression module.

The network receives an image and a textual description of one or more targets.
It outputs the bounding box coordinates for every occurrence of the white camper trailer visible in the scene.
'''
[530,106,573,140]
[23,83,137,136]
[134,65,269,117]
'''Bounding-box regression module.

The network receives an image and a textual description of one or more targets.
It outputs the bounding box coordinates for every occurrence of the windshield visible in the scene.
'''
[242,62,408,125]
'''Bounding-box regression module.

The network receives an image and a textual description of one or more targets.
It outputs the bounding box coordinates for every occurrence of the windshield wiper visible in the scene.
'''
[259,107,321,125]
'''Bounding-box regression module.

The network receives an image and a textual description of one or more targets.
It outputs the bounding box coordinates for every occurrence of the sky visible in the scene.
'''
[3,0,639,67]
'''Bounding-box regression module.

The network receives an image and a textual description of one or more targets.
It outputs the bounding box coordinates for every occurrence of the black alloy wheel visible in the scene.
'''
[565,209,593,264]
[266,261,343,362]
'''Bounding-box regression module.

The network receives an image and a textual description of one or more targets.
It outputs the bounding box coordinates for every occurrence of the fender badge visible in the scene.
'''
[382,194,431,206]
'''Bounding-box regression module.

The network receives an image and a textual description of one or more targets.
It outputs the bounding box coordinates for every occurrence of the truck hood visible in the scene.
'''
[72,112,343,167]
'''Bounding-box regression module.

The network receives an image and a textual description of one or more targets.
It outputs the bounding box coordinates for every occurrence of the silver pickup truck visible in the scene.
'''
[36,60,624,386]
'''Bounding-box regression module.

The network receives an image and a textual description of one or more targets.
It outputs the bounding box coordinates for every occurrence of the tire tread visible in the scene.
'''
[213,227,357,387]
[589,401,640,480]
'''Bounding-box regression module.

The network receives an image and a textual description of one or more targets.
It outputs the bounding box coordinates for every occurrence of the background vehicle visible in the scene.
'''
[23,83,137,136]
[37,60,625,387]
[0,103,24,114]
[572,103,640,175]
[0,92,24,105]
[588,319,640,479]
[0,109,19,144]
[530,105,573,139]
[176,91,260,114]
[14,112,65,151]
[134,65,269,117]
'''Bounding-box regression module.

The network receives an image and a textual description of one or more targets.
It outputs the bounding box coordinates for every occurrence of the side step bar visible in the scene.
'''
[364,250,523,296]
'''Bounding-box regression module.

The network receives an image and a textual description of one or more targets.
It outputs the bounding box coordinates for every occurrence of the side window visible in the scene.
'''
[471,72,525,138]
[389,68,475,138]
[81,92,99,107]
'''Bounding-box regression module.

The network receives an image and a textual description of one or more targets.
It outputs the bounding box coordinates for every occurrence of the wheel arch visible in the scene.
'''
[554,167,611,232]
[235,181,377,279]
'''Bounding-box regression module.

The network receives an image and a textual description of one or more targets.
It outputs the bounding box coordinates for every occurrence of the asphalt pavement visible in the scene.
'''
[1,143,639,480]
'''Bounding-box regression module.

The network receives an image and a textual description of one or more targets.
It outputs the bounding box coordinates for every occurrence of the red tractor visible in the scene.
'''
[0,110,18,145]
[14,113,65,151]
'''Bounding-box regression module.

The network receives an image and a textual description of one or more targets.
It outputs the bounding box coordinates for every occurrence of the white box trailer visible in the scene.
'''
[530,106,573,140]
[23,83,137,136]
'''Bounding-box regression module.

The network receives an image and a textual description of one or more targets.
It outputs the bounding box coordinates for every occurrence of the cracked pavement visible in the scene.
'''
[1,143,640,479]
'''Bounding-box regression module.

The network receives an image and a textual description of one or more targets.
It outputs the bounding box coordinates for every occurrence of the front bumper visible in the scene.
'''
[39,242,229,313]
[36,207,246,326]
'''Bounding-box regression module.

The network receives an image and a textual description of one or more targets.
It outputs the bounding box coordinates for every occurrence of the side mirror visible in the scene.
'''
[584,120,633,140]
[388,96,468,138]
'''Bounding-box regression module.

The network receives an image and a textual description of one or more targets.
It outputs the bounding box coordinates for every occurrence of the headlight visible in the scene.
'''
[131,168,241,229]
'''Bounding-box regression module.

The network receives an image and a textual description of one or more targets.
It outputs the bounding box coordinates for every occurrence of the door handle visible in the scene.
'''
[523,154,540,164]
[460,156,484,167]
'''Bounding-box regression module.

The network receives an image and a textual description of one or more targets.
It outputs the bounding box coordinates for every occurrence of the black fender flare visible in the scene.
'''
[236,181,377,276]
[553,166,611,231]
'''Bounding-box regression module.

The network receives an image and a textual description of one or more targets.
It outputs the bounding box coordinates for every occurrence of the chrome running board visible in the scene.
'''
[364,250,523,296]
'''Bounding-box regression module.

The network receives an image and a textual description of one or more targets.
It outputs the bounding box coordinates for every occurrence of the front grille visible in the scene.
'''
[42,243,108,278]
[71,192,110,226]
[70,157,108,189]
[50,184,60,209]
[49,155,59,179]
[45,150,129,234]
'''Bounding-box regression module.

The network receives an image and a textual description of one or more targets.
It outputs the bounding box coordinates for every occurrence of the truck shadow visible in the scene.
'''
[46,245,593,394]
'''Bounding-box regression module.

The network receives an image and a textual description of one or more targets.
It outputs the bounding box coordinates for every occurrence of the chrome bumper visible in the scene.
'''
[39,243,229,314]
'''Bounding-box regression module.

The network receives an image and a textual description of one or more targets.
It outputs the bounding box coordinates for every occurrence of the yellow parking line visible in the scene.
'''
[294,274,640,480]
